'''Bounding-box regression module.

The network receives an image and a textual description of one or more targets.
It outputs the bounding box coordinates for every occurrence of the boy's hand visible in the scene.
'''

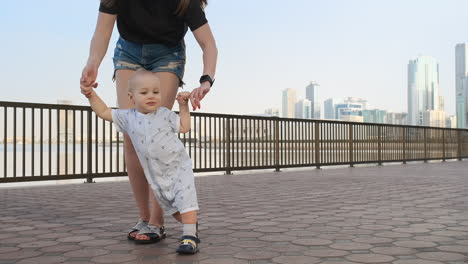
[80,83,97,98]
[176,92,190,106]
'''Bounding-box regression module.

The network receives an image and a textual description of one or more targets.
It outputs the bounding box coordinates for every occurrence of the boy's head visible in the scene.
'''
[128,69,162,114]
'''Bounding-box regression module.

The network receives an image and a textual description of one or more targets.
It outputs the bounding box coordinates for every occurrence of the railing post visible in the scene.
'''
[458,129,462,161]
[274,117,280,172]
[225,117,232,175]
[315,122,320,169]
[403,127,407,164]
[349,124,354,168]
[86,109,94,183]
[442,129,446,162]
[378,125,382,166]
[424,128,428,163]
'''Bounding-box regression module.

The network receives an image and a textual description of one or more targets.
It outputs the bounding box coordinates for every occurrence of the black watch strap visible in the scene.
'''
[199,75,215,87]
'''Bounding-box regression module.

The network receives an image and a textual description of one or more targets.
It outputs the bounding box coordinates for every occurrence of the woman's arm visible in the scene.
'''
[80,12,116,87]
[190,23,218,110]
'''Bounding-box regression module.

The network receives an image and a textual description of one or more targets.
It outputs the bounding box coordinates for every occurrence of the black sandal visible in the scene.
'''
[134,225,166,244]
[127,220,148,241]
[176,235,200,254]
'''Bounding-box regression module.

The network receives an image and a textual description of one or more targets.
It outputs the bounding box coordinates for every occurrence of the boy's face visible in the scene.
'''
[129,74,162,114]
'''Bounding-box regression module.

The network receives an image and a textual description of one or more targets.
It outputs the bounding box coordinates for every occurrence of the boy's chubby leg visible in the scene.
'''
[174,211,200,254]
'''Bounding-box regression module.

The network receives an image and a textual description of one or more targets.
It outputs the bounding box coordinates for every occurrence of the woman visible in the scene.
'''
[80,0,217,244]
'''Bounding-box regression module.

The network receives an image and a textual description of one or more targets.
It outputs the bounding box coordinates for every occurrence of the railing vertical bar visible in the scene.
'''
[81,110,84,175]
[40,108,43,176]
[22,107,26,177]
[209,116,212,169]
[349,123,354,167]
[102,119,105,173]
[315,122,320,168]
[13,107,17,177]
[194,115,197,169]
[87,110,93,183]
[95,114,98,173]
[73,110,76,175]
[236,118,239,168]
[424,128,427,162]
[442,129,446,161]
[48,109,51,176]
[204,116,207,169]
[110,120,113,173]
[65,109,68,175]
[4,107,7,178]
[31,108,35,176]
[57,109,61,176]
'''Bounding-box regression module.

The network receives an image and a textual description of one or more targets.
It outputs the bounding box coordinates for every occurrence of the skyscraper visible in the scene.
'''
[295,99,311,119]
[407,56,440,126]
[456,43,468,128]
[324,98,336,120]
[282,88,297,118]
[305,82,320,119]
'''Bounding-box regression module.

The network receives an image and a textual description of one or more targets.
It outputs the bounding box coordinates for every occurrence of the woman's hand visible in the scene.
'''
[80,63,99,89]
[189,82,211,111]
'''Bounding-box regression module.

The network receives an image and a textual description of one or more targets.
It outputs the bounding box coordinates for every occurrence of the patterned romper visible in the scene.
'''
[112,107,199,215]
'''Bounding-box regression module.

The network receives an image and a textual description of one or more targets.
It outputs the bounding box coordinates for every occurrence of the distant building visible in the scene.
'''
[334,97,366,121]
[446,115,457,128]
[264,108,280,117]
[423,110,445,127]
[386,112,407,125]
[295,99,311,119]
[362,109,387,124]
[282,88,297,118]
[324,98,336,120]
[305,82,320,119]
[408,56,440,126]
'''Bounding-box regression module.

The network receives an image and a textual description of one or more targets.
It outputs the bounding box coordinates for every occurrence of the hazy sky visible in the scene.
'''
[1,0,467,116]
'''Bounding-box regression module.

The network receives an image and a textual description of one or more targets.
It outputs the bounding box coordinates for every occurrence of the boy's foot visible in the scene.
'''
[127,219,148,241]
[176,235,200,254]
[134,225,166,244]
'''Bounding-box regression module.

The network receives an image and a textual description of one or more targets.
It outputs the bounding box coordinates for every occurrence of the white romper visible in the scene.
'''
[112,107,199,215]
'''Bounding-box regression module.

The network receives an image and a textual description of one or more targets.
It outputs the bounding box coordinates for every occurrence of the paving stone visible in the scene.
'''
[304,248,349,257]
[393,239,439,248]
[345,253,395,263]
[417,251,468,261]
[16,256,68,264]
[272,255,320,264]
[234,250,280,260]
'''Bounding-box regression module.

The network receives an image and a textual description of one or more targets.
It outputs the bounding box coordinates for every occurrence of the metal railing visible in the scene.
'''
[1,101,468,183]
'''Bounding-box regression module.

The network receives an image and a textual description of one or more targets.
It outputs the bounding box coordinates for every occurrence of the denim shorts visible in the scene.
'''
[113,37,186,86]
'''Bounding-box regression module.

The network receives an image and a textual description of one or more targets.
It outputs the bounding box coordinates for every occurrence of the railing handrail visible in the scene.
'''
[2,100,467,131]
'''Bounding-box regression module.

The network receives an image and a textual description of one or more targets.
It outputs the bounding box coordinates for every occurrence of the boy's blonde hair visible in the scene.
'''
[128,69,160,93]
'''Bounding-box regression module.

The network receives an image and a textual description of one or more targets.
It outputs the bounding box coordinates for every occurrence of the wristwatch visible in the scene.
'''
[199,75,215,87]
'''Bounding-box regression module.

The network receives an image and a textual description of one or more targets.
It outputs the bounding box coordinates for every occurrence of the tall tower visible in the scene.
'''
[456,43,468,128]
[282,88,297,118]
[305,82,321,119]
[407,56,440,126]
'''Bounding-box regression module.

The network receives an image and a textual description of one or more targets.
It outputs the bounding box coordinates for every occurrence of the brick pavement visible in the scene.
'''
[1,161,468,264]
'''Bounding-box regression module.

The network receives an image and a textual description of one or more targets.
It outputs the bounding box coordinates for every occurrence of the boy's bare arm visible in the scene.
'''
[176,92,191,133]
[85,90,113,122]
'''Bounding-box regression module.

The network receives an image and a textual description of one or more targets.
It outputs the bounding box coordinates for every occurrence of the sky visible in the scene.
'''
[1,0,467,116]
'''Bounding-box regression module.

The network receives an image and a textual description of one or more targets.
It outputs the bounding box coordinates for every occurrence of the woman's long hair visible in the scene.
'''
[100,0,208,16]
[175,0,208,16]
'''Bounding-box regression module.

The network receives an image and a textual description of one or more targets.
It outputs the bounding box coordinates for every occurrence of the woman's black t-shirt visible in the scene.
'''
[99,0,208,46]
